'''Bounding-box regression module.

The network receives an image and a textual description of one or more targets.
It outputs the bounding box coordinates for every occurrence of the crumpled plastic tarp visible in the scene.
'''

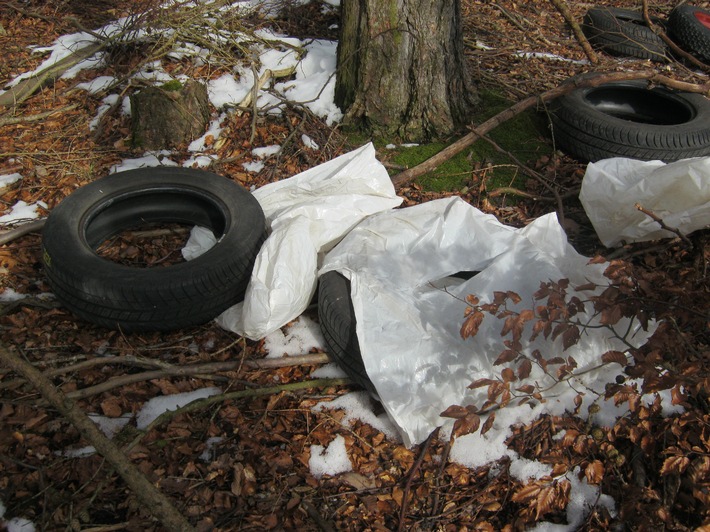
[320,196,656,446]
[214,143,403,339]
[580,156,710,247]
[188,145,659,447]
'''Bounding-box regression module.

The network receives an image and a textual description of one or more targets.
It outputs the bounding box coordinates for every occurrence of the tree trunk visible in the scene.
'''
[130,80,210,150]
[335,0,478,141]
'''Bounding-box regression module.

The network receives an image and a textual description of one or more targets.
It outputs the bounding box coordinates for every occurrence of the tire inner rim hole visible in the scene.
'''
[85,190,226,268]
[585,86,694,125]
[95,221,197,268]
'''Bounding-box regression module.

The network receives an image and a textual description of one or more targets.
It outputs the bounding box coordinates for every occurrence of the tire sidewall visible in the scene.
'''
[42,167,265,302]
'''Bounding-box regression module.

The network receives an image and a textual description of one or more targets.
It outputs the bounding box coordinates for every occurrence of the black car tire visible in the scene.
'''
[42,167,267,331]
[550,80,710,162]
[318,270,377,396]
[582,7,667,62]
[668,5,710,62]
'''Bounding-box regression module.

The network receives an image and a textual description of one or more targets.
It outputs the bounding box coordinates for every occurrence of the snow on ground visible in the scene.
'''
[136,386,222,429]
[0,173,22,188]
[262,314,324,358]
[309,435,352,478]
[0,499,35,532]
[0,200,47,224]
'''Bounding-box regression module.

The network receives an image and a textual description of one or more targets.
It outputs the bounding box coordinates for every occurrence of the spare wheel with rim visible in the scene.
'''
[668,4,710,62]
[550,80,710,162]
[41,167,267,331]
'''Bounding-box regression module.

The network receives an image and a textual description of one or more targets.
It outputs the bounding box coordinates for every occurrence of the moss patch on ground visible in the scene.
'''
[380,89,552,193]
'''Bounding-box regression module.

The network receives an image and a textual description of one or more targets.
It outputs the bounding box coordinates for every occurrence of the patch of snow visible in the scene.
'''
[274,40,342,125]
[188,112,227,152]
[200,436,224,462]
[88,414,131,438]
[183,155,217,168]
[309,434,352,478]
[110,152,178,173]
[514,51,589,65]
[59,446,97,459]
[312,391,399,442]
[0,201,47,224]
[136,387,222,430]
[242,161,265,173]
[121,95,131,116]
[311,363,348,380]
[208,73,251,109]
[76,76,116,94]
[0,173,22,189]
[252,145,280,158]
[0,289,25,302]
[88,94,119,131]
[263,315,324,358]
[301,134,319,150]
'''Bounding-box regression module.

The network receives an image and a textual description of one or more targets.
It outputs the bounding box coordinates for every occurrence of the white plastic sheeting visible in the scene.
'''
[320,197,656,446]
[580,156,710,247]
[215,143,403,338]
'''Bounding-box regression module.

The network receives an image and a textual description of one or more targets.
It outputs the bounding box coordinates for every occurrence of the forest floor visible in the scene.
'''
[0,0,709,530]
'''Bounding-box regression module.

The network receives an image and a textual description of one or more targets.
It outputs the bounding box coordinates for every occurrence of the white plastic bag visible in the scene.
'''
[215,143,403,339]
[320,197,655,446]
[580,157,710,247]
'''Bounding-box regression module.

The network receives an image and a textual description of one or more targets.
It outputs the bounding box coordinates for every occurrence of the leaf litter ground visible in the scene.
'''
[0,0,709,530]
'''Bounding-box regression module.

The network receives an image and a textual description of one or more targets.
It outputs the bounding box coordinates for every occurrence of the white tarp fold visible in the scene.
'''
[580,156,710,247]
[215,143,403,338]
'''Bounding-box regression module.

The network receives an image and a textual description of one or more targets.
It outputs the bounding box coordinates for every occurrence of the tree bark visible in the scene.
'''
[130,80,210,149]
[336,0,478,141]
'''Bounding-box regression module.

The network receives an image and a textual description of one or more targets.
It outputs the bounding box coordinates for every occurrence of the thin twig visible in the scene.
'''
[548,0,599,64]
[0,105,79,126]
[635,203,694,249]
[472,133,566,225]
[397,427,440,532]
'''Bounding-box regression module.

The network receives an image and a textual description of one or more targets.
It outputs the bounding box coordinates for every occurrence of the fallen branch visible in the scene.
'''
[0,343,195,532]
[62,353,331,400]
[397,427,439,532]
[0,218,47,245]
[0,43,104,107]
[0,105,79,126]
[548,0,599,64]
[635,203,694,249]
[391,71,710,188]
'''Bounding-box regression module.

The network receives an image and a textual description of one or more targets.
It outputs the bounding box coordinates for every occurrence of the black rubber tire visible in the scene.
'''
[550,80,710,162]
[318,271,377,396]
[582,7,667,62]
[668,5,710,62]
[41,167,267,331]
